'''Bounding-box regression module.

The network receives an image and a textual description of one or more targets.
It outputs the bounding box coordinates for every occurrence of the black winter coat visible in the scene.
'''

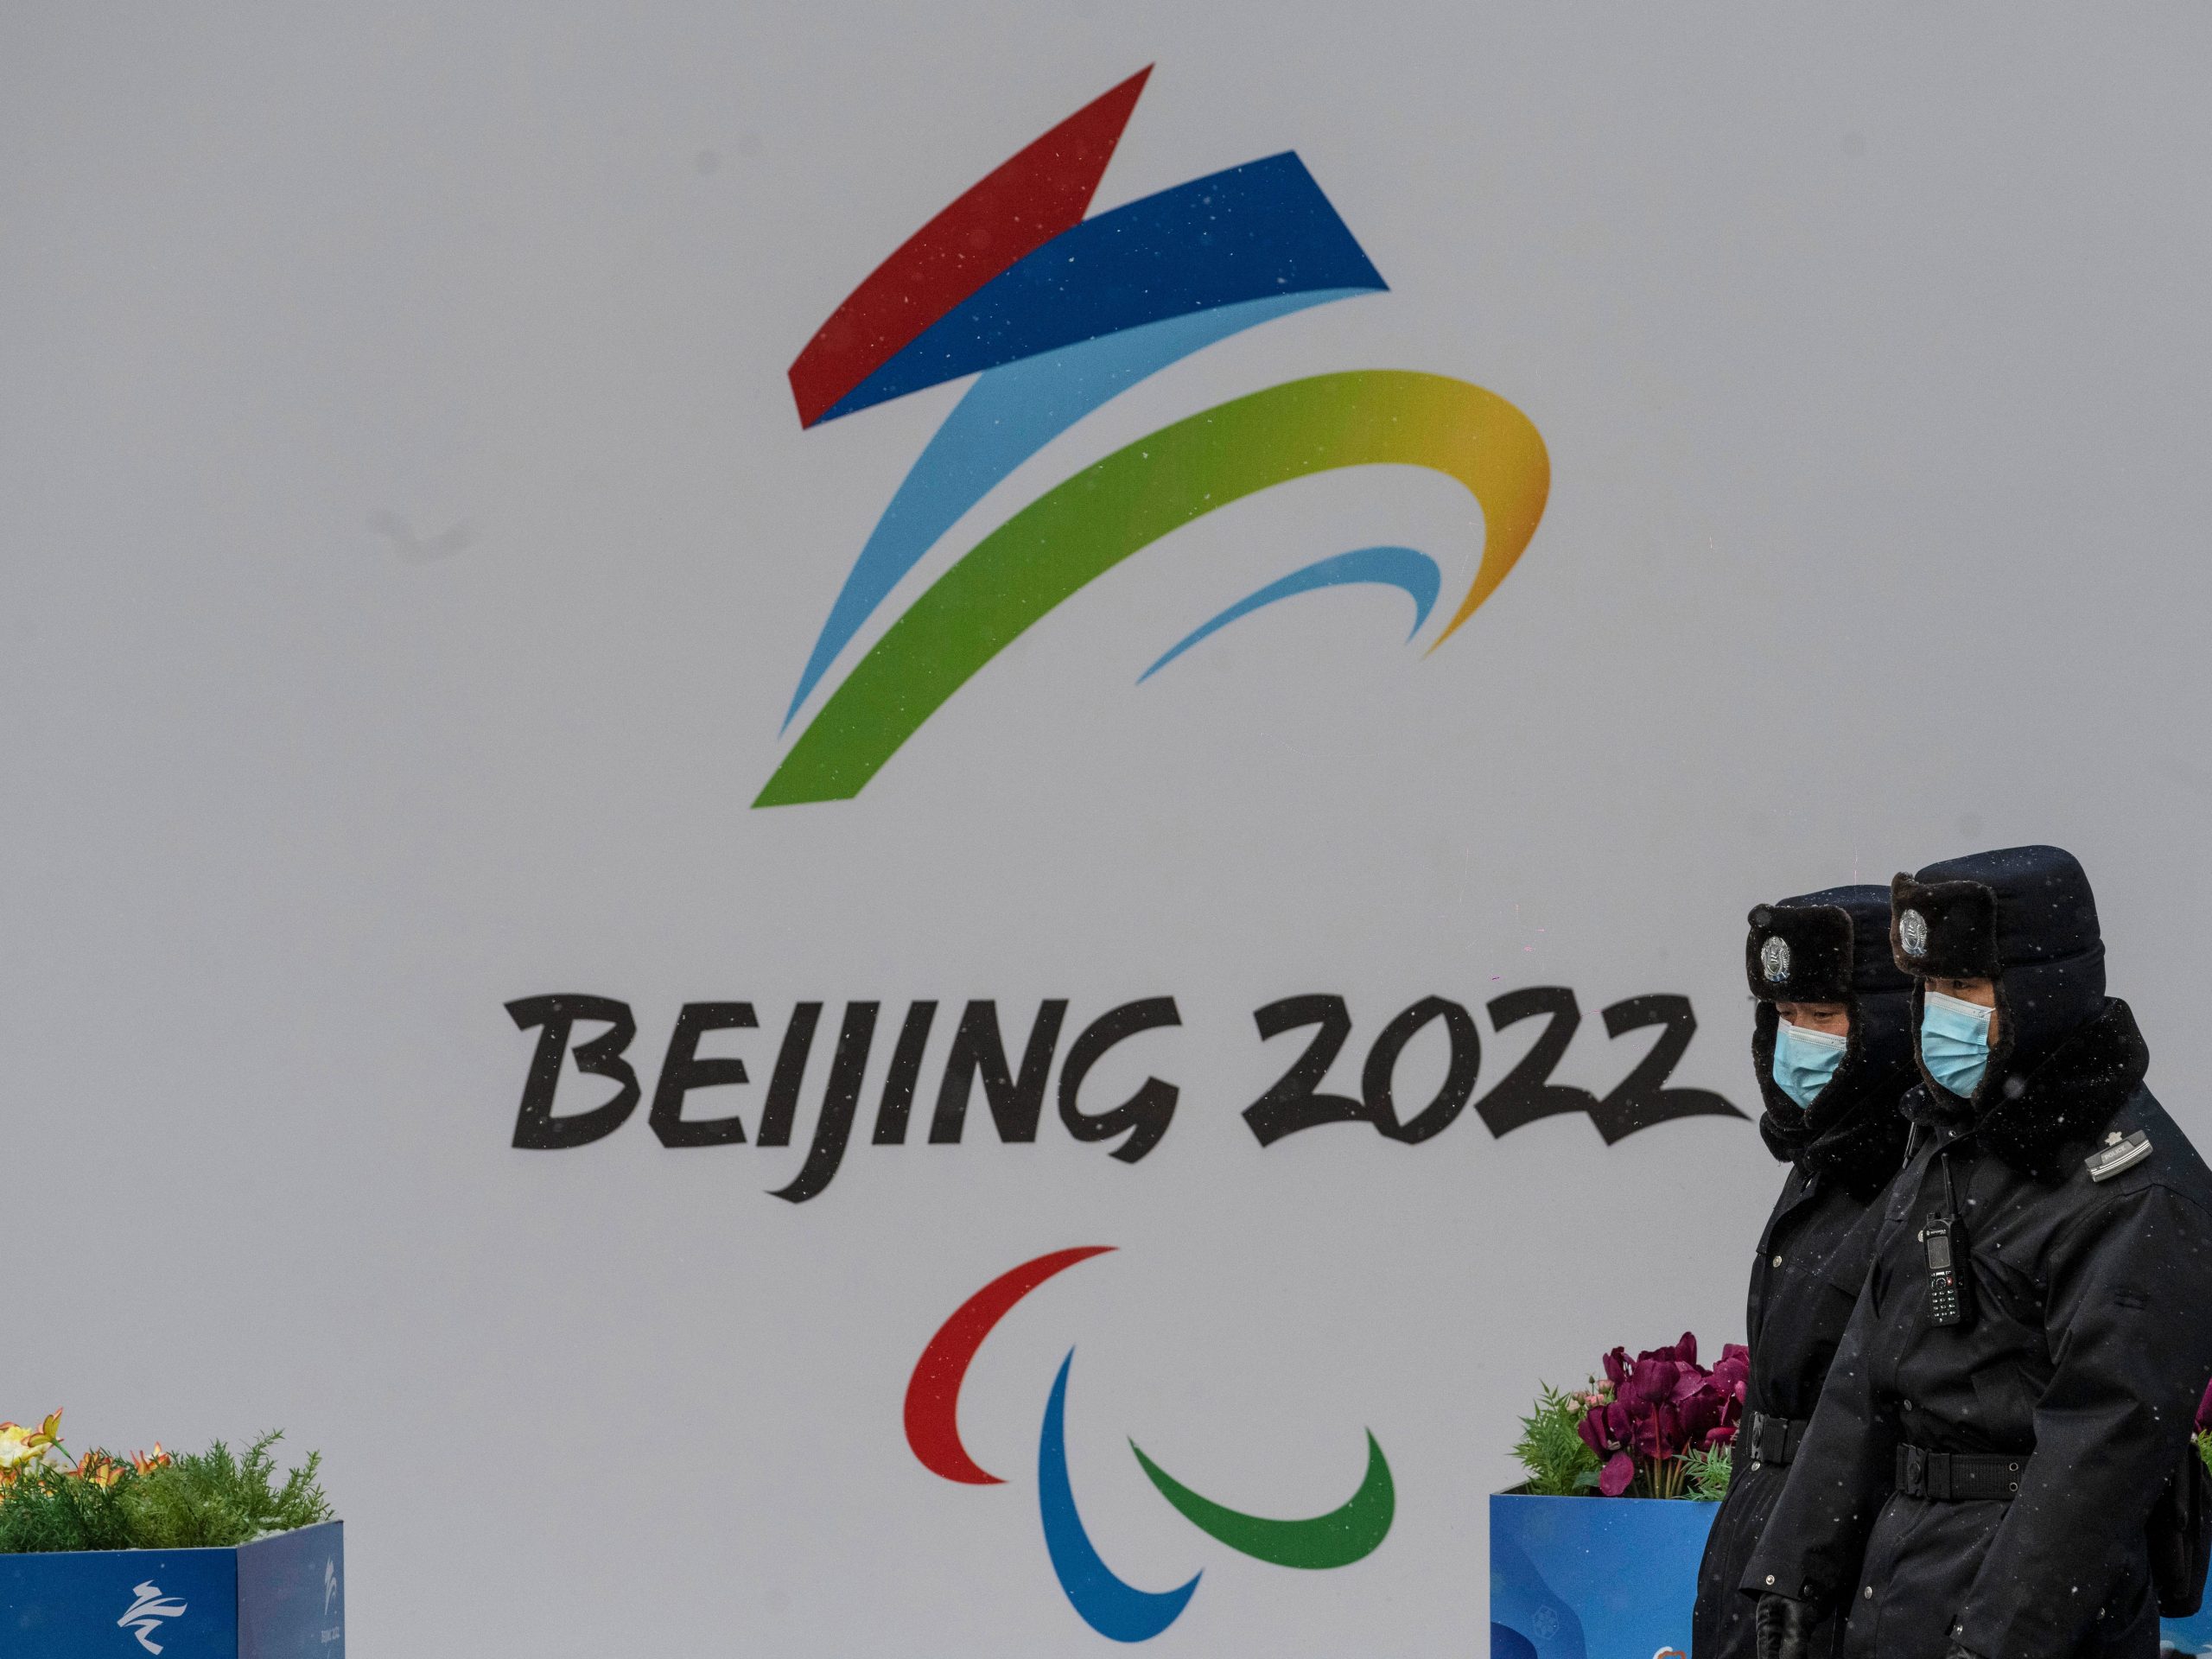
[1742,999,2212,1659]
[1692,1163,1898,1659]
[1693,900,1916,1659]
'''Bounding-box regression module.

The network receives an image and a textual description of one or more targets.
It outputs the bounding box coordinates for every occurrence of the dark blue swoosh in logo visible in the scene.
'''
[1039,1350,1201,1642]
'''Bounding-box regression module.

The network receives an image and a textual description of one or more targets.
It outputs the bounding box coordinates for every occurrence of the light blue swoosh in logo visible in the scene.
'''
[1039,1350,1201,1643]
[1138,544,1440,683]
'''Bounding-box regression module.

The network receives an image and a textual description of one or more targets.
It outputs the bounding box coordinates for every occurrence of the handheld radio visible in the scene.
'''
[1924,1156,1974,1329]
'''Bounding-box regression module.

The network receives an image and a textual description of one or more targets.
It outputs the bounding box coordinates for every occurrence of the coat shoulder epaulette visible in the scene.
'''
[2070,1090,2212,1214]
[2084,1128,2152,1183]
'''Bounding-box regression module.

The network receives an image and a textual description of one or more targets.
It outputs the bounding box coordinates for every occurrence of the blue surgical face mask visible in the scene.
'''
[1920,988,1994,1099]
[1772,1017,1850,1109]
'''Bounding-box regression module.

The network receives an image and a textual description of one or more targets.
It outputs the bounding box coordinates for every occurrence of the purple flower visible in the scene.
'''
[1573,1332,1745,1492]
[2196,1376,2212,1438]
[1601,1347,1630,1389]
[1712,1344,1751,1397]
[1575,1403,1611,1460]
[1599,1451,1636,1497]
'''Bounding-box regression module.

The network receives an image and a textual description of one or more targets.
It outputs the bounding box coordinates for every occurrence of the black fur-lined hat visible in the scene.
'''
[1745,885,1916,1194]
[1745,886,1910,1004]
[1890,844,2107,1089]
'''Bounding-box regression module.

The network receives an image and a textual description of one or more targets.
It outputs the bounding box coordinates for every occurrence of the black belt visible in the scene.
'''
[1744,1411,1807,1469]
[1895,1443,2026,1502]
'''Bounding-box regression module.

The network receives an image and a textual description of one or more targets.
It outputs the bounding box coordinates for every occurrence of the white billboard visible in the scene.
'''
[6,6,2209,1653]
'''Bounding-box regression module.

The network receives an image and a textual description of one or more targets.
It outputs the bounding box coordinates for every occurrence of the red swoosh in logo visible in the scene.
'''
[903,1245,1114,1484]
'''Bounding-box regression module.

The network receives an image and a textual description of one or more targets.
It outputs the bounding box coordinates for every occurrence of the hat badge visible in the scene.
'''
[1898,908,1929,958]
[1759,935,1792,985]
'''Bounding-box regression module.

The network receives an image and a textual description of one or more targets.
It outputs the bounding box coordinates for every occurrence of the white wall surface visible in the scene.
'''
[4,5,2209,1653]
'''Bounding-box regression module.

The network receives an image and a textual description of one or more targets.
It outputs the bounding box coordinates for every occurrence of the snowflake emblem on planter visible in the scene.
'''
[118,1582,188,1655]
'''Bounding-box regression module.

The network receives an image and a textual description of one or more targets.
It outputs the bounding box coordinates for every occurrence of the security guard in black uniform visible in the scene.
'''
[1692,887,1917,1659]
[1746,845,2212,1659]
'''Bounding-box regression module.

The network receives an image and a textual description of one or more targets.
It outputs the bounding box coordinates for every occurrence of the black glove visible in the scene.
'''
[1754,1593,1821,1659]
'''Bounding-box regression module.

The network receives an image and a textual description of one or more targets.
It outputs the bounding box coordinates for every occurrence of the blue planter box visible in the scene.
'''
[2167,1605,2212,1655]
[1492,1492,1715,1659]
[1492,1493,2210,1659]
[0,1521,342,1658]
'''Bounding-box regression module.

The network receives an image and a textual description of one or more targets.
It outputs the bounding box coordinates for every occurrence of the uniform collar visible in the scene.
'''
[1904,997,2149,1184]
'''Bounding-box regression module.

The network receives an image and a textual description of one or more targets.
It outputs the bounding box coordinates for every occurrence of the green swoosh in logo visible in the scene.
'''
[755,369,1549,806]
[1128,1431,1395,1570]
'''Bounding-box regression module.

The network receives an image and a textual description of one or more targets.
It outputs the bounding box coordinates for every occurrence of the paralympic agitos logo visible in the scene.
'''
[908,1247,1393,1643]
[756,66,1550,807]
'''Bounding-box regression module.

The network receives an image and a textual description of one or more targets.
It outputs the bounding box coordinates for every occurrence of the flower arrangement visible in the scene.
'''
[0,1409,331,1554]
[1520,1353,2212,1502]
[1512,1333,1747,1500]
[1,1412,172,1492]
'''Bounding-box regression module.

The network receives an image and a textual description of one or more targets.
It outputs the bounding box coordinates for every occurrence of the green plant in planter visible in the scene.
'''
[119,1433,331,1548]
[1684,1442,1732,1502]
[0,1415,330,1554]
[1511,1383,1603,1496]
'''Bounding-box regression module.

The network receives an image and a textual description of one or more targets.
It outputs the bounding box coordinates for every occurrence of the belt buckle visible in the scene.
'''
[1926,1451,1952,1501]
[1902,1443,1925,1495]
